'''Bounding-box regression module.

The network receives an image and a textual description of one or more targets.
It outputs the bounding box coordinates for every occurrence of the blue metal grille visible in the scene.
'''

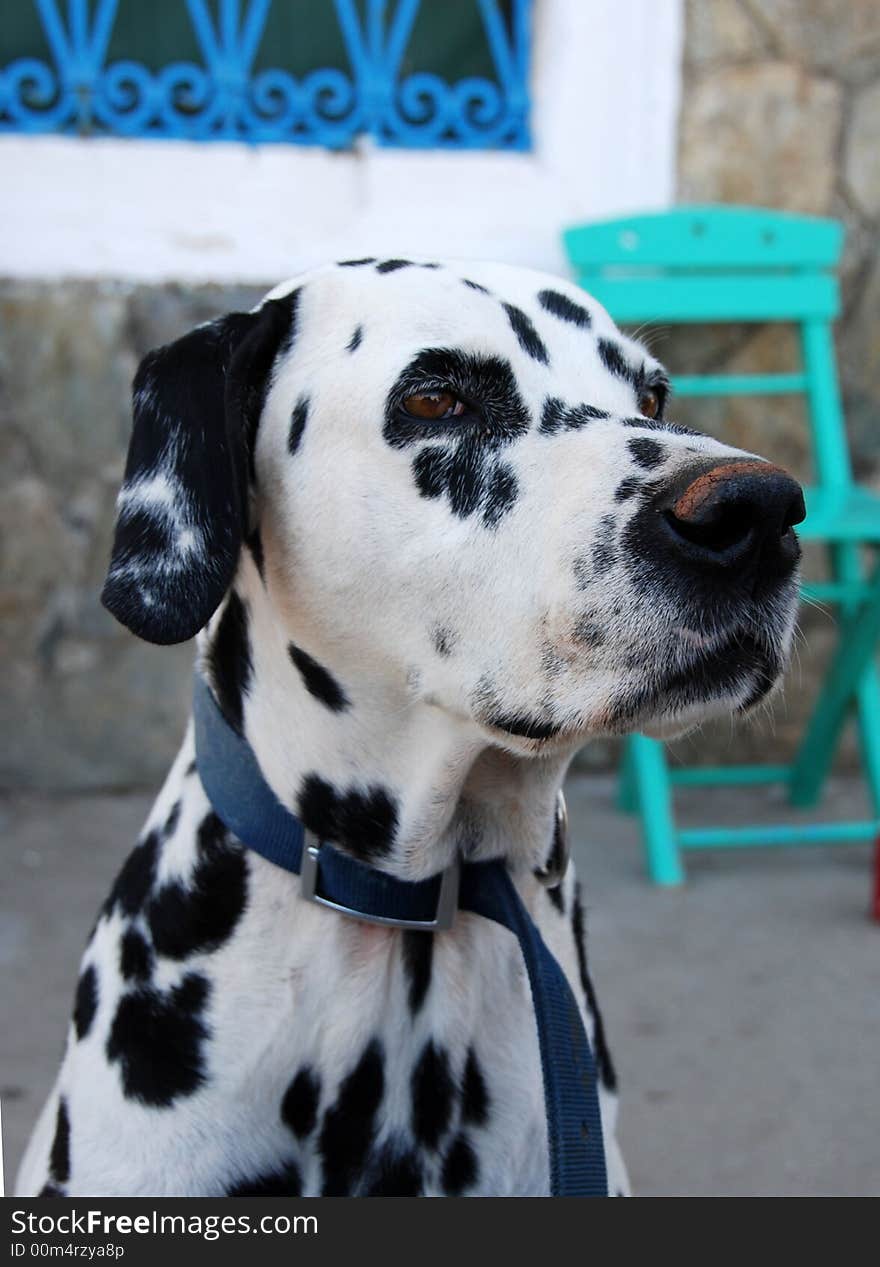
[0,0,532,149]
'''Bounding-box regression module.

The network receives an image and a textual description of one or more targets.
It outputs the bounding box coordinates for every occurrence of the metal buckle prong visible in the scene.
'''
[300,833,460,932]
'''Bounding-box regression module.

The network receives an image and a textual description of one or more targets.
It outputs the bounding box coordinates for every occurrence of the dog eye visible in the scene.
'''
[638,387,665,419]
[401,391,466,421]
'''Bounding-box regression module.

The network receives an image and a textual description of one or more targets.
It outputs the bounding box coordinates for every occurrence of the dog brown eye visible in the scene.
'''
[402,391,465,420]
[639,388,662,419]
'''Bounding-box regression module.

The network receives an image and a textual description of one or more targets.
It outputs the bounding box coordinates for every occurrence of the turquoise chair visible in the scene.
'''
[563,206,880,885]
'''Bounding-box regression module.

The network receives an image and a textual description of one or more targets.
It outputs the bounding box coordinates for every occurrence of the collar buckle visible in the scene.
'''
[300,835,460,932]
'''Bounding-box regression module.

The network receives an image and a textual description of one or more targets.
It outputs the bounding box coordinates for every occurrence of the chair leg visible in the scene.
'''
[617,736,638,812]
[872,835,880,924]
[789,560,880,808]
[853,666,880,817]
[628,734,684,887]
[871,836,880,927]
[791,321,855,805]
[838,544,880,815]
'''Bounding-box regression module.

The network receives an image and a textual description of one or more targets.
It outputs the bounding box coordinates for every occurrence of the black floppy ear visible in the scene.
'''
[101,293,297,645]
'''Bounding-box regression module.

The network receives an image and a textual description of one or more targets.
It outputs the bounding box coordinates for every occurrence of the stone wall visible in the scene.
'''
[638,0,880,776]
[678,0,880,482]
[0,281,264,790]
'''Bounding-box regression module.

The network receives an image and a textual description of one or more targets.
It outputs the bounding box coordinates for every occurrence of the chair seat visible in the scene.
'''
[800,485,880,542]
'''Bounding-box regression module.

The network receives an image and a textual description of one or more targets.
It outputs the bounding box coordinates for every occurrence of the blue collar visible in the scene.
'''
[193,675,608,1197]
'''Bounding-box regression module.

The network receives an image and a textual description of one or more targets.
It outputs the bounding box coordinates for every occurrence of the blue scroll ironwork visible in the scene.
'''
[0,0,531,148]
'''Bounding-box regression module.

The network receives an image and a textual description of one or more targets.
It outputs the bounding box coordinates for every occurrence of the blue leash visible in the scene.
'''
[193,676,608,1197]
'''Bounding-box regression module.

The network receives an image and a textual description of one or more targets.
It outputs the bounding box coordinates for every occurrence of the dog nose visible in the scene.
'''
[662,461,805,571]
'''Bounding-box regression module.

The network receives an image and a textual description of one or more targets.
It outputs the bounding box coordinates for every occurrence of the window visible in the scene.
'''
[0,0,531,149]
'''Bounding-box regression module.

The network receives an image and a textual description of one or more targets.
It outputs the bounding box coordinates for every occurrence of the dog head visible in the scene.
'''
[103,258,803,749]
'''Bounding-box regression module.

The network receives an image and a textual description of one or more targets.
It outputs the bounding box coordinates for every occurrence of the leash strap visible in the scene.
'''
[193,677,608,1197]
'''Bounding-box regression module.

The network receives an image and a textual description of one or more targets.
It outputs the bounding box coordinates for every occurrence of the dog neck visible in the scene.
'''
[197,558,575,882]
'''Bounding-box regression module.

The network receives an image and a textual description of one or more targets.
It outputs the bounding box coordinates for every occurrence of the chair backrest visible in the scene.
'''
[563,206,851,489]
[563,206,843,323]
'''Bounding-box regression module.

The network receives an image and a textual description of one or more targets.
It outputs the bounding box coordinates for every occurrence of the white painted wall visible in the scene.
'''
[0,0,683,282]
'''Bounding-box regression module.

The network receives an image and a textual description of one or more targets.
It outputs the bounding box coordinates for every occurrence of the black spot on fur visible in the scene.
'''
[227,1163,301,1196]
[502,302,549,364]
[347,325,363,353]
[106,805,179,934]
[288,396,309,456]
[338,257,376,267]
[319,1040,385,1196]
[241,290,302,470]
[38,1183,64,1198]
[574,616,606,646]
[364,1145,422,1196]
[73,965,98,1040]
[246,527,265,579]
[597,337,636,383]
[402,932,434,1015]
[538,288,591,328]
[119,927,154,982]
[413,445,448,500]
[417,441,483,518]
[288,643,350,712]
[573,555,591,589]
[49,1098,70,1183]
[483,462,519,527]
[376,258,413,273]
[487,713,562,741]
[298,774,398,863]
[148,812,248,960]
[386,349,530,525]
[541,398,566,434]
[104,831,160,917]
[411,1041,455,1149]
[205,591,252,737]
[590,543,615,580]
[592,514,618,574]
[614,476,643,502]
[628,437,666,469]
[462,278,490,294]
[572,884,617,1092]
[386,348,530,448]
[281,1068,321,1140]
[412,440,496,520]
[442,1134,478,1195]
[432,626,455,657]
[106,972,210,1107]
[163,800,181,839]
[462,1049,489,1126]
[540,396,609,434]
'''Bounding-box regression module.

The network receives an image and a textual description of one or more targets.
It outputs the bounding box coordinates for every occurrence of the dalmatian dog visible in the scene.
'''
[17,257,803,1198]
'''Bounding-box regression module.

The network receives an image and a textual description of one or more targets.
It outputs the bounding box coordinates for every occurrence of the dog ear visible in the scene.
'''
[101,294,297,645]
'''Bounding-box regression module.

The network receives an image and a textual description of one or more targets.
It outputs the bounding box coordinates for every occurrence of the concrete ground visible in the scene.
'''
[1,775,878,1197]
